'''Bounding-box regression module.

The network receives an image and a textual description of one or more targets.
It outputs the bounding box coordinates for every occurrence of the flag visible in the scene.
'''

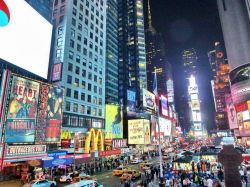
[153,71,158,96]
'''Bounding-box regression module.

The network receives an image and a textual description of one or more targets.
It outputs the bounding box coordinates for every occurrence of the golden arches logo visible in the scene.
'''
[84,128,104,153]
[61,130,71,139]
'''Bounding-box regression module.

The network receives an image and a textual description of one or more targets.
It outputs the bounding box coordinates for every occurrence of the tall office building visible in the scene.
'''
[182,49,202,134]
[118,0,147,107]
[208,50,216,79]
[218,0,250,140]
[208,42,230,130]
[25,0,54,23]
[105,0,119,104]
[51,0,107,130]
[182,49,198,79]
[144,0,172,98]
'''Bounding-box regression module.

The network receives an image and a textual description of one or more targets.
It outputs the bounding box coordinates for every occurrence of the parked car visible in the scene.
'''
[59,173,74,183]
[120,170,141,181]
[30,179,56,187]
[112,166,130,176]
[130,158,143,164]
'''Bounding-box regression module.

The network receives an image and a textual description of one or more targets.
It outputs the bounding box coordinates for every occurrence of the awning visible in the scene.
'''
[173,156,192,163]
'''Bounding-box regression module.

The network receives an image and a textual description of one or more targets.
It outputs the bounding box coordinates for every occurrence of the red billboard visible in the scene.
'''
[52,63,62,82]
[36,84,63,143]
[236,101,250,137]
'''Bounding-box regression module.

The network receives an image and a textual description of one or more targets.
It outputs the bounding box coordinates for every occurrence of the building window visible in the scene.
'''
[87,95,91,102]
[99,88,102,95]
[82,69,86,77]
[56,49,62,58]
[98,109,102,116]
[74,90,78,99]
[77,33,82,41]
[66,88,71,97]
[82,58,87,66]
[83,48,87,55]
[69,51,74,59]
[58,26,63,35]
[98,98,102,105]
[57,37,63,46]
[94,75,97,82]
[81,81,86,89]
[73,0,77,6]
[88,72,92,80]
[71,28,75,38]
[88,83,92,91]
[59,16,64,23]
[66,102,70,111]
[72,18,76,26]
[78,23,82,31]
[75,78,79,87]
[77,44,81,52]
[67,75,72,84]
[87,106,91,115]
[75,66,80,74]
[93,108,97,116]
[81,93,85,101]
[70,39,74,48]
[68,63,73,71]
[73,103,78,112]
[76,55,80,63]
[94,86,97,93]
[80,105,85,114]
[93,96,97,104]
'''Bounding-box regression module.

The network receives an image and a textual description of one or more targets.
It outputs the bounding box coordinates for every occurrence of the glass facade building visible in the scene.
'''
[105,0,119,104]
[118,0,147,106]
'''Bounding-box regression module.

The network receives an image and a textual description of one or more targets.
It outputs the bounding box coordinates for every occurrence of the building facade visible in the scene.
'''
[217,0,250,140]
[51,0,107,130]
[25,0,54,23]
[118,0,147,107]
[208,42,230,130]
[105,0,119,104]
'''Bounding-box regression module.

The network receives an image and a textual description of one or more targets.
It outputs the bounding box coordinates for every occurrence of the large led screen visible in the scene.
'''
[142,89,155,110]
[157,117,172,136]
[128,119,150,145]
[0,0,53,79]
[5,76,40,142]
[105,104,123,139]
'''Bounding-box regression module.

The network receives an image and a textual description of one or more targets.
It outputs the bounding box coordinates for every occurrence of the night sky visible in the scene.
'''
[150,0,225,132]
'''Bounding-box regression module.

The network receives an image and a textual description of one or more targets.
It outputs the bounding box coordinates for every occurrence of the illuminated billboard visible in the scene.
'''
[52,63,62,82]
[0,0,53,78]
[191,100,200,110]
[5,76,40,142]
[105,104,123,139]
[127,90,136,116]
[236,101,250,136]
[36,84,63,143]
[167,79,174,103]
[157,117,172,136]
[225,94,238,129]
[128,119,150,145]
[160,95,168,117]
[192,111,201,122]
[142,89,155,110]
[194,123,202,131]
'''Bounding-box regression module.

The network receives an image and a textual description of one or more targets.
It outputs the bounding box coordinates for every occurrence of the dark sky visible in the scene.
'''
[150,0,225,131]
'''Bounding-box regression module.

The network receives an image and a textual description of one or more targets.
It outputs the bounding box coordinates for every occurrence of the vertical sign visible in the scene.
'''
[52,63,62,82]
[127,90,136,116]
[5,76,40,142]
[36,85,63,143]
[225,94,238,129]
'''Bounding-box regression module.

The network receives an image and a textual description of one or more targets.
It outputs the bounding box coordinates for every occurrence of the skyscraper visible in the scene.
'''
[144,0,172,97]
[209,42,230,130]
[182,48,198,79]
[105,0,119,104]
[208,50,216,79]
[118,0,147,107]
[217,0,250,139]
[51,0,107,129]
[25,0,54,23]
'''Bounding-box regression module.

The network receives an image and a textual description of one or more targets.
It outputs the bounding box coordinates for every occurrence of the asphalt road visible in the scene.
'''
[0,157,161,187]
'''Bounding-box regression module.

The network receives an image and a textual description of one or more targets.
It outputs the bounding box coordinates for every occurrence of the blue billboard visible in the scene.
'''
[127,90,136,116]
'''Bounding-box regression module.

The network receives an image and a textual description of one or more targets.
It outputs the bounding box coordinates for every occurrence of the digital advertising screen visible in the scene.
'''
[192,110,201,122]
[127,90,136,116]
[157,117,172,136]
[142,89,155,110]
[5,76,40,142]
[191,100,200,110]
[225,94,238,129]
[160,95,168,117]
[0,0,53,79]
[128,119,150,145]
[105,104,123,139]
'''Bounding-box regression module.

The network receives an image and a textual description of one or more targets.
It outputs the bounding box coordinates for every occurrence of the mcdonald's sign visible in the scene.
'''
[84,128,104,153]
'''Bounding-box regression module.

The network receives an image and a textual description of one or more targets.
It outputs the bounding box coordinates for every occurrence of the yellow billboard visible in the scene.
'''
[128,119,151,145]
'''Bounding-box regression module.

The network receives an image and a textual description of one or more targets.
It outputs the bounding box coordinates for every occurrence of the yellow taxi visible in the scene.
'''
[112,166,130,176]
[139,161,149,169]
[120,170,141,181]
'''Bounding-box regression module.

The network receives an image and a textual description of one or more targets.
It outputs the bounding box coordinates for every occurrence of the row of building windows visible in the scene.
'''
[65,101,102,117]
